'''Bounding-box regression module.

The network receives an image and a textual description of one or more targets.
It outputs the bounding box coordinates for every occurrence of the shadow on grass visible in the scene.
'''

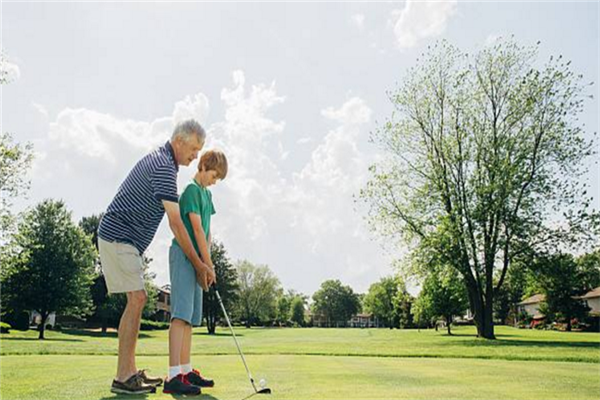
[194,331,244,337]
[0,335,83,342]
[99,393,220,400]
[439,334,600,348]
[60,329,153,339]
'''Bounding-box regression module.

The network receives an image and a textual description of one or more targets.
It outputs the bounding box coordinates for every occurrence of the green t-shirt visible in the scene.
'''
[172,179,216,254]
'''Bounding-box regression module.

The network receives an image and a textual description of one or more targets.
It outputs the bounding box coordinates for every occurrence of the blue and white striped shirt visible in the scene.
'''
[99,141,179,254]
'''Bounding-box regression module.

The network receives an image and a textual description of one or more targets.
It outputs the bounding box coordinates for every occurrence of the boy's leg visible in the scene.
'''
[116,289,146,382]
[169,318,187,369]
[180,323,192,366]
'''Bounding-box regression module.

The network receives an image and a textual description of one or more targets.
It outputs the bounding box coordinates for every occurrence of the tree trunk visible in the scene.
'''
[207,314,216,335]
[446,315,452,335]
[101,317,108,335]
[470,288,495,339]
[38,312,47,340]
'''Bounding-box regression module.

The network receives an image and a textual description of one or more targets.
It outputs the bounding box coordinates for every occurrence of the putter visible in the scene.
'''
[213,285,272,399]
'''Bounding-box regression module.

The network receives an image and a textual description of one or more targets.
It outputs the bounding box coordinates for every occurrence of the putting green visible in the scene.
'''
[1,354,598,400]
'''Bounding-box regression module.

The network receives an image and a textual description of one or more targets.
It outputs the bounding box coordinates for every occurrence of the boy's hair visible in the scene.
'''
[199,150,228,180]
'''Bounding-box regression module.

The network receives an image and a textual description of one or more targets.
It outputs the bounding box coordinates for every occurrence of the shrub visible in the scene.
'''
[140,319,169,330]
[0,322,11,333]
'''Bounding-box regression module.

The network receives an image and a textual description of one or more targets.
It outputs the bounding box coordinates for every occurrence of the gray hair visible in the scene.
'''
[171,119,206,143]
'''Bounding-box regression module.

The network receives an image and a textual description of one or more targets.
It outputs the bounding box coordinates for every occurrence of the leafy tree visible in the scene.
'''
[361,38,599,339]
[0,132,33,237]
[418,268,468,335]
[363,276,398,328]
[203,241,239,334]
[312,279,360,327]
[532,253,596,331]
[412,293,436,330]
[235,261,281,327]
[290,295,307,327]
[394,288,415,329]
[2,200,96,339]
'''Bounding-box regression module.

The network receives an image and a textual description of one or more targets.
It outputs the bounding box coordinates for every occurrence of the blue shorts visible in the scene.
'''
[169,244,203,326]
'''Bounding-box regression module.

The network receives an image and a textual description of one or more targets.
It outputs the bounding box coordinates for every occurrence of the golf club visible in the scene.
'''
[213,285,272,399]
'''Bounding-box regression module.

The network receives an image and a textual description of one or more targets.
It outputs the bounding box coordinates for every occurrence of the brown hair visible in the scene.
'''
[199,149,228,180]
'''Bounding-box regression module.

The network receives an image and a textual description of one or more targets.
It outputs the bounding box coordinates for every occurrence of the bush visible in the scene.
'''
[140,319,170,331]
[54,323,63,331]
[5,311,30,331]
[0,322,11,333]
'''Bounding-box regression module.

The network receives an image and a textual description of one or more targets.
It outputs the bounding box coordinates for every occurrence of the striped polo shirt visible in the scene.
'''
[98,141,179,254]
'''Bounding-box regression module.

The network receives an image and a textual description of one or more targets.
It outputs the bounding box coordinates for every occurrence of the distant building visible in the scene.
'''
[306,311,379,328]
[155,285,171,322]
[517,294,546,320]
[580,287,600,316]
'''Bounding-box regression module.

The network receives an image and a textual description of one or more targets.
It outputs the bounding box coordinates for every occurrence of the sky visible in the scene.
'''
[2,1,599,297]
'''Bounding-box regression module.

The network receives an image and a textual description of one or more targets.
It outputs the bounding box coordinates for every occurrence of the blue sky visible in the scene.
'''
[2,1,598,296]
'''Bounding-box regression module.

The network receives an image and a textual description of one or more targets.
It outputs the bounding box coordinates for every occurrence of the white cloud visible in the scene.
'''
[484,33,501,47]
[1,59,21,83]
[391,0,458,49]
[350,13,365,31]
[26,72,390,295]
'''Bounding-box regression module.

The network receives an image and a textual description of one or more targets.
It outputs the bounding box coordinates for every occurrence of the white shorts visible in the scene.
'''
[98,237,146,294]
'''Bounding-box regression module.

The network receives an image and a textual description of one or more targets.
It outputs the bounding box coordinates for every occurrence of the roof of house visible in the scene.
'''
[581,287,600,300]
[517,294,546,306]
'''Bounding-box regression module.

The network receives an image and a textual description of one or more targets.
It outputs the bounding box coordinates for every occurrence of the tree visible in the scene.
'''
[203,241,239,334]
[1,200,96,339]
[532,253,596,331]
[235,261,281,327]
[361,38,599,339]
[290,295,307,327]
[363,276,398,328]
[418,268,468,335]
[312,280,360,327]
[0,132,34,237]
[394,288,415,329]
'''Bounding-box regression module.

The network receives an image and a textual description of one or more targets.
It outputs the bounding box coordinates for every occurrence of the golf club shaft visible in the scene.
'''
[214,288,258,393]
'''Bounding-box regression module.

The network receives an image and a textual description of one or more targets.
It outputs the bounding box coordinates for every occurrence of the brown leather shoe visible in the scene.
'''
[111,373,157,395]
[138,369,164,387]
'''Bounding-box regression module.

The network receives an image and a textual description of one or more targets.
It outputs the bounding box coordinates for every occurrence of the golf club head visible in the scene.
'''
[257,388,272,394]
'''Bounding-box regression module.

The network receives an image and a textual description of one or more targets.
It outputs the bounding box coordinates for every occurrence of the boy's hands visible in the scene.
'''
[196,264,217,291]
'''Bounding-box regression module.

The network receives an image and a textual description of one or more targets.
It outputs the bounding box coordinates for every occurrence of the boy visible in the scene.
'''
[164,149,228,395]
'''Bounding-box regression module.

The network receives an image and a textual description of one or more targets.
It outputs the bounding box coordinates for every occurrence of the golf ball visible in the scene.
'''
[259,379,267,388]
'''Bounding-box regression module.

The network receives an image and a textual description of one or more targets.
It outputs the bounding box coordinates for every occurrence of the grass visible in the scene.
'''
[1,326,599,399]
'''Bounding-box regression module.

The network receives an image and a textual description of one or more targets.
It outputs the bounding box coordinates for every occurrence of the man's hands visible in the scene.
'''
[196,263,217,291]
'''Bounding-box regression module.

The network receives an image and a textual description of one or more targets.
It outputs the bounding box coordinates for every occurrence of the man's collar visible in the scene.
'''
[164,141,179,172]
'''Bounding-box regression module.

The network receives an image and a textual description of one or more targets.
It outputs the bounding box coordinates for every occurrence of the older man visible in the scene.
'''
[98,120,216,395]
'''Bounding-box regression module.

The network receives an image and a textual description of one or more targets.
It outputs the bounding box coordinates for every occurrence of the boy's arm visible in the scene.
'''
[189,212,214,270]
[163,200,214,290]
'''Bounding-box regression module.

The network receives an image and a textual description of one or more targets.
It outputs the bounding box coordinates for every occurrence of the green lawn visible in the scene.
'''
[1,326,599,399]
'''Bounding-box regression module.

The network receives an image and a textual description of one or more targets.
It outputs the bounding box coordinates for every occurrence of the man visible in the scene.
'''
[98,120,216,395]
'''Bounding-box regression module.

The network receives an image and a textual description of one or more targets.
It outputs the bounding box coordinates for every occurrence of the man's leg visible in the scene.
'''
[116,289,147,382]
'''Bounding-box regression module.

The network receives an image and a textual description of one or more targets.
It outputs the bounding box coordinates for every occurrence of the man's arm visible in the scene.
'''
[163,200,215,289]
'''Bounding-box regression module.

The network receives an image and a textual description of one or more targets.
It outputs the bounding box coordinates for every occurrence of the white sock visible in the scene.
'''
[168,365,181,380]
[181,363,192,374]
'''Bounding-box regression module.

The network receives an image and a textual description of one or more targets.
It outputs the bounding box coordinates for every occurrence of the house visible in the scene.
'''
[349,313,379,328]
[306,311,379,328]
[29,311,56,328]
[154,285,171,322]
[517,294,546,320]
[580,287,600,316]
